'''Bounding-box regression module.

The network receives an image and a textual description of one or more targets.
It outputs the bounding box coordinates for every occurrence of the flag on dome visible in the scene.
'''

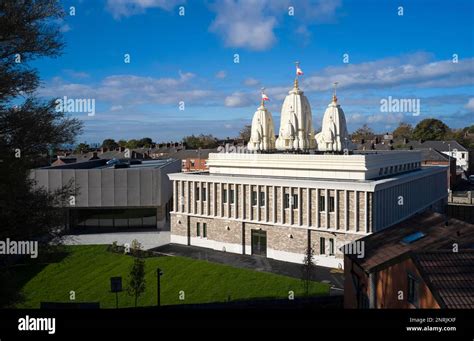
[262,92,269,101]
[296,65,304,76]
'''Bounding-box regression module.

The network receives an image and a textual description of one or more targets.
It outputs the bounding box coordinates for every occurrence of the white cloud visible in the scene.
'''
[244,78,260,86]
[209,0,340,51]
[215,70,227,79]
[224,92,253,107]
[38,71,214,106]
[63,69,90,79]
[303,53,474,91]
[106,0,182,19]
[465,98,474,111]
[110,105,124,111]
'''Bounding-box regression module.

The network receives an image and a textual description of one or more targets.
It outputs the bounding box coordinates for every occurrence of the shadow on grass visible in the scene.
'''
[0,246,70,308]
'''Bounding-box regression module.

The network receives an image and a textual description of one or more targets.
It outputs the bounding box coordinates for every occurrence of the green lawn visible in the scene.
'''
[8,245,329,308]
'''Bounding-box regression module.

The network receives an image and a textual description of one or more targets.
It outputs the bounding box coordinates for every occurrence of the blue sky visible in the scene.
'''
[33,0,474,144]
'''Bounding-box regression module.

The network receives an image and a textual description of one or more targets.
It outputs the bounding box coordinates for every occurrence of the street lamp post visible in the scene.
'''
[157,268,163,307]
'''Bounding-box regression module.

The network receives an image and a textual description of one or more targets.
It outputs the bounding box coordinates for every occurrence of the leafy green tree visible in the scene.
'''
[127,256,146,307]
[118,139,127,147]
[101,139,118,150]
[392,122,413,139]
[138,137,153,148]
[351,124,374,142]
[74,143,90,153]
[182,134,218,149]
[0,0,82,306]
[301,244,316,297]
[126,139,140,149]
[412,118,449,141]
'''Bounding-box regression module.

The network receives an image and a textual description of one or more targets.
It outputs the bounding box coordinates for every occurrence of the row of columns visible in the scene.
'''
[173,180,371,233]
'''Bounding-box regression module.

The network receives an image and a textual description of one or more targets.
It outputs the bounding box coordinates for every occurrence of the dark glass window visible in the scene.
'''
[329,196,335,212]
[292,194,298,209]
[196,222,200,237]
[202,187,207,201]
[222,189,227,204]
[407,274,419,306]
[284,193,290,209]
[195,185,200,201]
[320,237,326,255]
[230,189,235,204]
[319,196,326,212]
[260,191,265,206]
[203,223,207,238]
[329,238,335,255]
[252,190,258,206]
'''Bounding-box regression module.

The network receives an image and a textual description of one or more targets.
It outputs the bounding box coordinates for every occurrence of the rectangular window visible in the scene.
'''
[320,237,326,255]
[292,194,298,209]
[319,195,326,212]
[230,189,235,204]
[284,193,290,209]
[252,190,258,206]
[329,238,335,255]
[203,223,207,238]
[195,185,200,201]
[260,191,266,206]
[407,274,419,306]
[222,189,227,204]
[202,187,207,201]
[329,196,335,212]
[196,222,200,237]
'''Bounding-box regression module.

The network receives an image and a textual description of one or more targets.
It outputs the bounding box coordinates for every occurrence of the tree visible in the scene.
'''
[138,137,153,148]
[0,0,81,306]
[182,134,218,149]
[127,256,146,307]
[392,122,413,139]
[351,124,374,142]
[301,244,316,297]
[412,118,449,141]
[118,139,127,147]
[239,125,251,141]
[101,138,118,150]
[74,143,90,153]
[126,139,140,149]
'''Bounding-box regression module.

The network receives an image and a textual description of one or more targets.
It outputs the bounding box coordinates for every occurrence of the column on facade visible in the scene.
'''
[354,190,359,232]
[345,190,349,231]
[289,187,293,225]
[325,188,329,229]
[335,189,339,229]
[173,180,177,212]
[365,191,369,233]
[226,183,230,218]
[234,184,238,219]
[256,185,260,221]
[280,186,284,224]
[272,186,277,223]
[264,185,268,222]
[306,188,311,227]
[316,189,320,228]
[248,184,252,220]
[298,187,302,226]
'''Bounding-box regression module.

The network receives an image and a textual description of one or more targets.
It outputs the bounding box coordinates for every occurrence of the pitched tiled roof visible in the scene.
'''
[413,251,474,309]
[420,148,450,162]
[347,211,474,273]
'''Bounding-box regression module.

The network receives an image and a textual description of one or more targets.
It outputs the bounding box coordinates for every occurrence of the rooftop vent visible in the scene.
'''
[401,231,426,245]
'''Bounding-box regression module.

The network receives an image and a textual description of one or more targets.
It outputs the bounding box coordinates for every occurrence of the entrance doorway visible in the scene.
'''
[251,229,267,256]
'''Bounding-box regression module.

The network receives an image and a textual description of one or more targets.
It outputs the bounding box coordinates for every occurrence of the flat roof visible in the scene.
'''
[42,158,178,170]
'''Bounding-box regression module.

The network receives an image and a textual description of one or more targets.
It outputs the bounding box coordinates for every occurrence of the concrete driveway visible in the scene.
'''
[151,244,344,291]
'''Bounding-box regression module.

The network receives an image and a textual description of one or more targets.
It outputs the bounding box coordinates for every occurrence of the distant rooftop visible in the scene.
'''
[41,158,177,170]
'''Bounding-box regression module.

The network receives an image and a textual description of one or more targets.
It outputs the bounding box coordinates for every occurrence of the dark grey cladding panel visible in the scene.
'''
[34,170,49,189]
[61,170,75,188]
[127,169,140,206]
[101,169,115,206]
[140,169,153,206]
[88,170,102,207]
[48,170,63,191]
[75,170,88,206]
[114,169,127,206]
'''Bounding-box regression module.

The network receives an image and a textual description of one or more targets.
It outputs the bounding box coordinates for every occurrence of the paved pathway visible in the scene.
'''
[151,244,345,290]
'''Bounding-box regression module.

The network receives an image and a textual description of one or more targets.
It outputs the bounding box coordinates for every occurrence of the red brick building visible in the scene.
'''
[344,212,474,309]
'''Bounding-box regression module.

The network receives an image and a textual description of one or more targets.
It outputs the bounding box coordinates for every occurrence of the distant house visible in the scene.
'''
[344,211,474,309]
[167,148,218,172]
[420,148,457,189]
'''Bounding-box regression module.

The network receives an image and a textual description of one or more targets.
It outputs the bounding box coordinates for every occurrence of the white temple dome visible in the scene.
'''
[315,94,353,152]
[247,102,276,151]
[275,79,316,150]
